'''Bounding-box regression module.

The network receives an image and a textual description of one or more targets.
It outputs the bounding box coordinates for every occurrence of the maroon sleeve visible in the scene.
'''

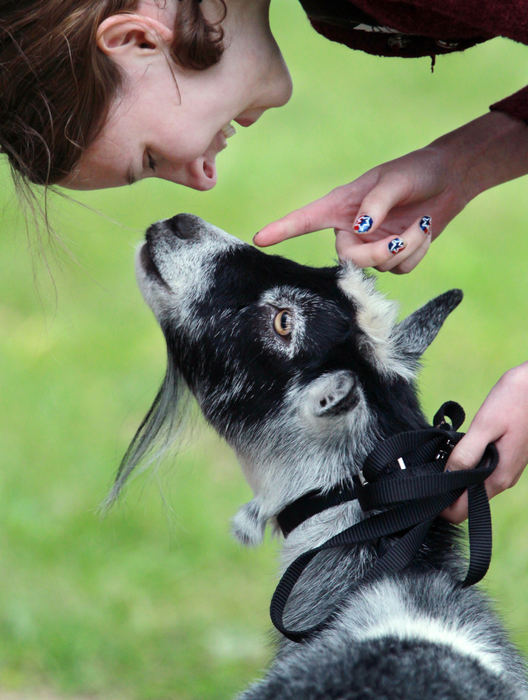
[490,87,528,123]
[390,0,528,45]
[304,0,528,122]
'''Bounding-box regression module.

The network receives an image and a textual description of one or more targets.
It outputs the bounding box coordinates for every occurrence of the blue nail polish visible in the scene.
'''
[388,237,406,255]
[419,216,432,234]
[354,215,373,234]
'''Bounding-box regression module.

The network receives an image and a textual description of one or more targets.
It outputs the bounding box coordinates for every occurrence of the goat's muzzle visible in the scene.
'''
[147,213,203,243]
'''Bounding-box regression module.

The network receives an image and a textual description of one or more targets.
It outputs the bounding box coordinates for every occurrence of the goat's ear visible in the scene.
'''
[302,370,358,419]
[392,289,463,359]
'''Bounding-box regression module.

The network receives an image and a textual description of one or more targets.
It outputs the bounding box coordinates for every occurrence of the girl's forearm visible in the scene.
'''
[430,110,528,202]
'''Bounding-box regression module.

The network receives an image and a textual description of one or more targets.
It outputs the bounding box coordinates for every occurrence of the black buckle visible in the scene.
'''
[435,437,456,462]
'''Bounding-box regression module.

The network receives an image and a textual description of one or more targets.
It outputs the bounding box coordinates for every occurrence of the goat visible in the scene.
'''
[112,213,527,699]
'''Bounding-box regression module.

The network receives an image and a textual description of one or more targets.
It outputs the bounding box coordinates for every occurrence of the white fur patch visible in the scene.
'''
[349,580,505,677]
[136,216,244,328]
[338,265,414,380]
[362,617,504,676]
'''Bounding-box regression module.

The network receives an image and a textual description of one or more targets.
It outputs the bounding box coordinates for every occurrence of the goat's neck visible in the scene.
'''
[234,405,430,561]
[271,413,427,569]
[259,446,371,570]
[233,439,368,551]
[274,498,377,639]
[235,399,463,642]
[279,498,366,571]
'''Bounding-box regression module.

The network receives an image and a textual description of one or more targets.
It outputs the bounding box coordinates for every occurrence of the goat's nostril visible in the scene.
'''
[165,213,200,240]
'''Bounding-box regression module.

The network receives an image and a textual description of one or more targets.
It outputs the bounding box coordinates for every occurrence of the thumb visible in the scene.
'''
[442,431,488,525]
[446,430,492,472]
[254,189,344,246]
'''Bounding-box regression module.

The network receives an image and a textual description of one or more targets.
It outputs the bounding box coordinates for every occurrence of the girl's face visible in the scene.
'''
[64,0,292,191]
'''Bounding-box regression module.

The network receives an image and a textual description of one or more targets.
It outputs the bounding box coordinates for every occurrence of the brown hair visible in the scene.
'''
[0,0,225,188]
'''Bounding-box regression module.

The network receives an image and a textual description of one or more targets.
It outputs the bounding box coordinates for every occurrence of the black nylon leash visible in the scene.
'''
[270,402,499,643]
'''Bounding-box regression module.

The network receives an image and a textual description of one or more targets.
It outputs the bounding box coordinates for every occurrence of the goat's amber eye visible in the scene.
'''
[274,309,292,337]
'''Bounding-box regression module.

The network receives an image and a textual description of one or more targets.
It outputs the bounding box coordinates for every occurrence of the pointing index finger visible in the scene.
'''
[254,191,340,247]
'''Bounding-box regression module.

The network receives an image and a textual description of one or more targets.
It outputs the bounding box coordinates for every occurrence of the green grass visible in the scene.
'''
[1,3,528,698]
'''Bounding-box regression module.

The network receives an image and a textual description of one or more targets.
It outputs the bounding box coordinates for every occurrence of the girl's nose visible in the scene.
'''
[266,59,293,109]
[250,59,292,117]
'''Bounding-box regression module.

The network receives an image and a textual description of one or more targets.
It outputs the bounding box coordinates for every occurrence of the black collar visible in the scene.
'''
[277,483,358,538]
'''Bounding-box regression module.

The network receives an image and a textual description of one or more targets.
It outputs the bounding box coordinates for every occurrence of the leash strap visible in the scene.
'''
[270,402,498,643]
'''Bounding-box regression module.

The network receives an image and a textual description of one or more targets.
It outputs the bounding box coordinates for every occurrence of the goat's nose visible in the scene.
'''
[164,213,202,240]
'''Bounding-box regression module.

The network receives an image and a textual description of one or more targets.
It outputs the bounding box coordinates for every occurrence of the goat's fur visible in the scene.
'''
[115,213,527,698]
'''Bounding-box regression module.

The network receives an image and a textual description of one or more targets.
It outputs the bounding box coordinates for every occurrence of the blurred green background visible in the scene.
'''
[1,3,528,698]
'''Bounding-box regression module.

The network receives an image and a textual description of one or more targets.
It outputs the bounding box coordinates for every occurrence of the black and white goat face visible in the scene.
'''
[119,213,461,515]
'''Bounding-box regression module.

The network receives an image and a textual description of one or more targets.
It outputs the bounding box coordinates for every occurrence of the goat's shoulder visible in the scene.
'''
[238,627,521,700]
[239,575,527,700]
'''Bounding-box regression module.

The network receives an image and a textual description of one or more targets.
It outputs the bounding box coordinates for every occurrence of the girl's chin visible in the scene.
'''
[191,127,234,189]
[185,156,218,190]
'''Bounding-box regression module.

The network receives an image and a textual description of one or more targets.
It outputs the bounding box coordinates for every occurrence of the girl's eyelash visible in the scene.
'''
[146,150,156,171]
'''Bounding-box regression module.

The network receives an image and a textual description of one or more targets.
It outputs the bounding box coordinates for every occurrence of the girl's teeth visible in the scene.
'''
[221,122,236,138]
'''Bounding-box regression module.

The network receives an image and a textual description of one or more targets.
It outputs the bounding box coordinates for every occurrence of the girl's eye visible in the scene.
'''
[273,309,292,337]
[146,150,156,172]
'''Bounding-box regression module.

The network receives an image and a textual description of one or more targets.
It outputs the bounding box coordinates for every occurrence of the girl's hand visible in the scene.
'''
[255,111,528,274]
[443,363,528,524]
[256,145,465,274]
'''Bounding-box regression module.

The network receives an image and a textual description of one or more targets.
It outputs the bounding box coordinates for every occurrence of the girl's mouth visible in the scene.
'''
[210,122,236,156]
[194,122,237,191]
[221,122,237,138]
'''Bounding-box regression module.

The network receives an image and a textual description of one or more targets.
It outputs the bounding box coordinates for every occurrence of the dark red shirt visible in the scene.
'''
[299,0,528,121]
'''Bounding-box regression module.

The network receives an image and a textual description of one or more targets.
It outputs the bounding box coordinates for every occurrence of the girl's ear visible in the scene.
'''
[96,14,173,58]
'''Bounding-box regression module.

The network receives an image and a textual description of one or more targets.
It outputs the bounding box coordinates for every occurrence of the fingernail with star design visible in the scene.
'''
[388,238,406,255]
[419,216,432,235]
[354,215,373,234]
